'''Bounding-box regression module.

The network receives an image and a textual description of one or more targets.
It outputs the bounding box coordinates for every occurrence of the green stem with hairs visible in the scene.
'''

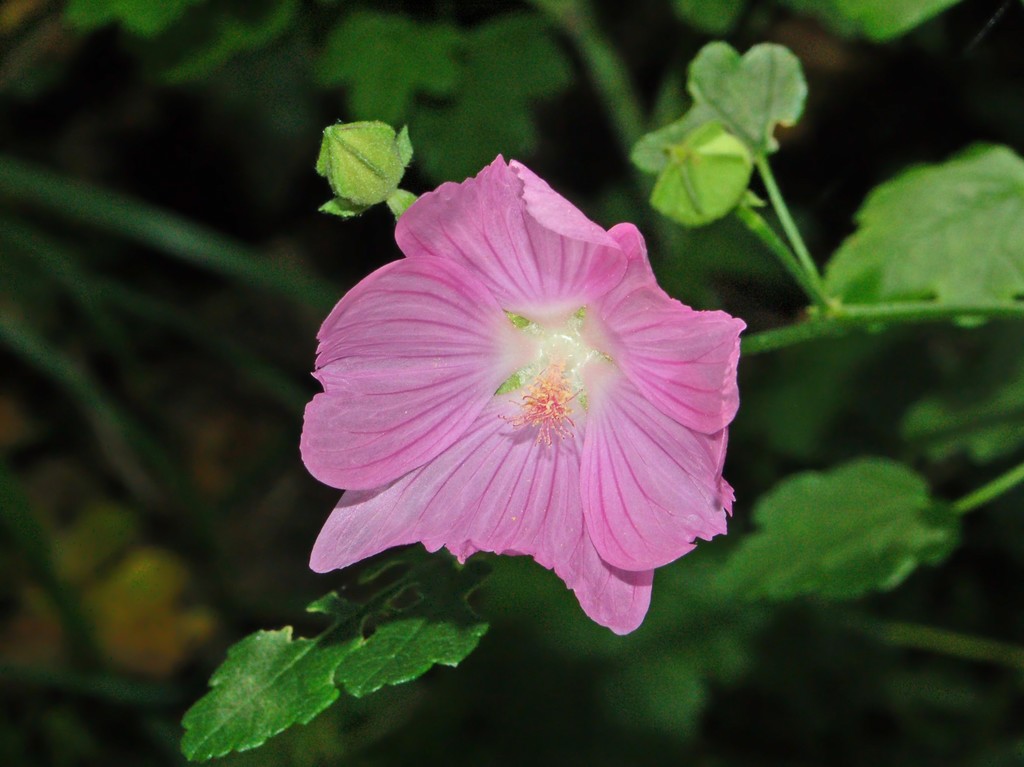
[735,204,833,310]
[952,458,1024,515]
[528,0,645,149]
[754,155,829,308]
[873,620,1024,671]
[743,302,1024,356]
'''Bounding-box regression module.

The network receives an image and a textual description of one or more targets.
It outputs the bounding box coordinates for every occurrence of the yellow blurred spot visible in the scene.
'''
[86,548,216,678]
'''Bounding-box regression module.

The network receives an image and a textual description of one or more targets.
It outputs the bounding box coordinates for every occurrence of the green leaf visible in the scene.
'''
[825,145,1024,306]
[631,42,805,176]
[720,458,959,600]
[687,42,806,156]
[672,0,746,33]
[411,14,571,181]
[781,0,963,40]
[64,0,205,36]
[316,12,461,125]
[649,121,753,227]
[180,551,488,761]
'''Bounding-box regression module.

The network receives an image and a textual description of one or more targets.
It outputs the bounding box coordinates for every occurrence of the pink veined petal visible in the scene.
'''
[583,233,745,434]
[606,222,658,287]
[580,363,731,572]
[300,256,531,491]
[395,157,627,321]
[310,400,652,635]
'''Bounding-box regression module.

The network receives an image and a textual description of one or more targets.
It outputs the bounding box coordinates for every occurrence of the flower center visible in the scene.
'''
[505,361,577,445]
[498,309,607,444]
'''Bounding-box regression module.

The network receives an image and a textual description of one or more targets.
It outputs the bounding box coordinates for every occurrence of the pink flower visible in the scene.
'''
[301,158,744,634]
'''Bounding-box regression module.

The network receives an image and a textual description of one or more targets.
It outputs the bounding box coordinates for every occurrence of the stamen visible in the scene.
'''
[504,361,578,445]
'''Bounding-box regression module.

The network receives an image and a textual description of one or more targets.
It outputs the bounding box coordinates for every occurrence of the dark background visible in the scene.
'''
[2,1,1023,764]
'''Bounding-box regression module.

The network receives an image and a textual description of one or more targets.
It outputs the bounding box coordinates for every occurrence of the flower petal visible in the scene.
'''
[310,401,652,634]
[580,363,731,571]
[395,157,627,320]
[607,222,658,286]
[300,257,530,490]
[584,236,745,434]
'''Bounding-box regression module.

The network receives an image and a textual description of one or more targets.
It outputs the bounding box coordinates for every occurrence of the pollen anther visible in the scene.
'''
[505,361,578,445]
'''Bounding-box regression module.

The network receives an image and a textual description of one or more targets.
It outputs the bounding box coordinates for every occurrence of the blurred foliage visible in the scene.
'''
[315,12,461,125]
[780,0,964,40]
[902,326,1024,464]
[2,0,1024,765]
[719,458,959,599]
[64,0,204,37]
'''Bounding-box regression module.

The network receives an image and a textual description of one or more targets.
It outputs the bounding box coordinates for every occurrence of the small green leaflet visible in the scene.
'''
[719,458,959,600]
[686,42,807,156]
[825,145,1024,306]
[181,551,488,761]
[781,0,963,40]
[632,42,806,177]
[316,13,461,125]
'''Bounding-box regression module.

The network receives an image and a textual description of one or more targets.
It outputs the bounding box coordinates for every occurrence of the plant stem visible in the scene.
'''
[952,458,1024,515]
[735,205,833,309]
[874,620,1024,671]
[742,302,1024,356]
[754,156,827,302]
[530,0,645,149]
[741,318,837,354]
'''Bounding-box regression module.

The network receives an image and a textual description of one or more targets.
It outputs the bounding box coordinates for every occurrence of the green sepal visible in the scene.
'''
[496,371,526,396]
[396,126,414,166]
[386,189,418,219]
[505,311,533,329]
[319,198,369,219]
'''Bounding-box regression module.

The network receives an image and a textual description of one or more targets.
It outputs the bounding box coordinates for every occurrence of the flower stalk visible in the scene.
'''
[753,155,831,307]
[952,458,1024,515]
[743,302,1024,356]
[735,203,833,310]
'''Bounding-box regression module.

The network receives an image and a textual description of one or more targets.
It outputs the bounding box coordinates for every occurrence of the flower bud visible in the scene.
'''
[316,122,413,216]
[649,121,752,227]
